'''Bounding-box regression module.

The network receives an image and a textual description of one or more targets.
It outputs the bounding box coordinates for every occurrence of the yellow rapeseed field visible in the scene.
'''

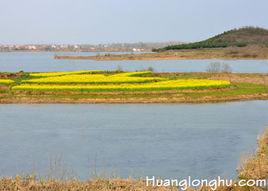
[113,71,153,77]
[12,79,230,91]
[12,71,231,92]
[0,79,14,84]
[22,74,164,84]
[29,70,103,77]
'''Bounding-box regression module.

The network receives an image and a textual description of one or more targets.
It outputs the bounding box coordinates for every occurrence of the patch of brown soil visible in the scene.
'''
[0,85,9,90]
[210,74,268,84]
[0,71,24,79]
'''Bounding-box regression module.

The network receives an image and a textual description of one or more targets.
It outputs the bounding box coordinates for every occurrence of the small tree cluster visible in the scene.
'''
[206,63,233,73]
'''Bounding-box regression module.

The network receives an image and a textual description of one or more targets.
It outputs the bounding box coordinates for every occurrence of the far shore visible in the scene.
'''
[54,47,268,61]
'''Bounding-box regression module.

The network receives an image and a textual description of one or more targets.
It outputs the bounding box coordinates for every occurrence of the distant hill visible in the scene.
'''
[155,27,268,52]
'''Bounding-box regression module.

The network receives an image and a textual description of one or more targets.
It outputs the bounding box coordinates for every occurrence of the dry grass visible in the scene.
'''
[239,129,268,180]
[0,177,176,191]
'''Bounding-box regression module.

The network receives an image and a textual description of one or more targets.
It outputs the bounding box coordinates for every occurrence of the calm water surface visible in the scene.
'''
[0,52,268,73]
[0,101,268,179]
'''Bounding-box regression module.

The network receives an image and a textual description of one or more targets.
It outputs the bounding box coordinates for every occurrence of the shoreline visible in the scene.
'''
[1,94,268,104]
[54,55,268,61]
[54,47,268,61]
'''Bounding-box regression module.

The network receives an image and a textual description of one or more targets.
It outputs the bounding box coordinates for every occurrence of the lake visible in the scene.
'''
[1,52,268,180]
[0,101,268,179]
[0,52,268,73]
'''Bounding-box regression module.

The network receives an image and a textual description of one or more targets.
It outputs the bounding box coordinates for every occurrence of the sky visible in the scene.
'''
[0,0,267,44]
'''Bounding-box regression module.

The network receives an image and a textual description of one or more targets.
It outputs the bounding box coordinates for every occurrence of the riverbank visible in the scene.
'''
[0,71,267,104]
[0,178,176,191]
[54,46,268,61]
[0,128,267,191]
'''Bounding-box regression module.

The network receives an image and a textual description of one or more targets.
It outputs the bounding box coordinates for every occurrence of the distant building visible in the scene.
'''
[132,48,141,52]
[28,45,36,50]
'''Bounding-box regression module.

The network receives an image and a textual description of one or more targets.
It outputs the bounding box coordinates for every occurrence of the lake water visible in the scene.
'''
[0,52,268,73]
[1,52,268,180]
[0,101,268,179]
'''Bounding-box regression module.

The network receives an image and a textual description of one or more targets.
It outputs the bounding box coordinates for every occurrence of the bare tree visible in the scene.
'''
[222,63,233,73]
[206,62,222,73]
[116,65,123,72]
[147,66,154,72]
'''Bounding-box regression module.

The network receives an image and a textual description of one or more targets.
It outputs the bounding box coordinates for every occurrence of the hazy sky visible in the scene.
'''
[0,0,267,44]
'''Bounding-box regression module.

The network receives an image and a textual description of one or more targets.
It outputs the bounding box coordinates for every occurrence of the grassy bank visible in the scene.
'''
[0,70,268,103]
[0,129,268,191]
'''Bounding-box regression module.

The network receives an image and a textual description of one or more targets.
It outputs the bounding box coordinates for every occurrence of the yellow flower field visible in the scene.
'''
[22,74,164,84]
[29,70,103,77]
[12,79,230,91]
[114,71,153,77]
[0,79,14,84]
[11,71,231,92]
[23,71,162,84]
